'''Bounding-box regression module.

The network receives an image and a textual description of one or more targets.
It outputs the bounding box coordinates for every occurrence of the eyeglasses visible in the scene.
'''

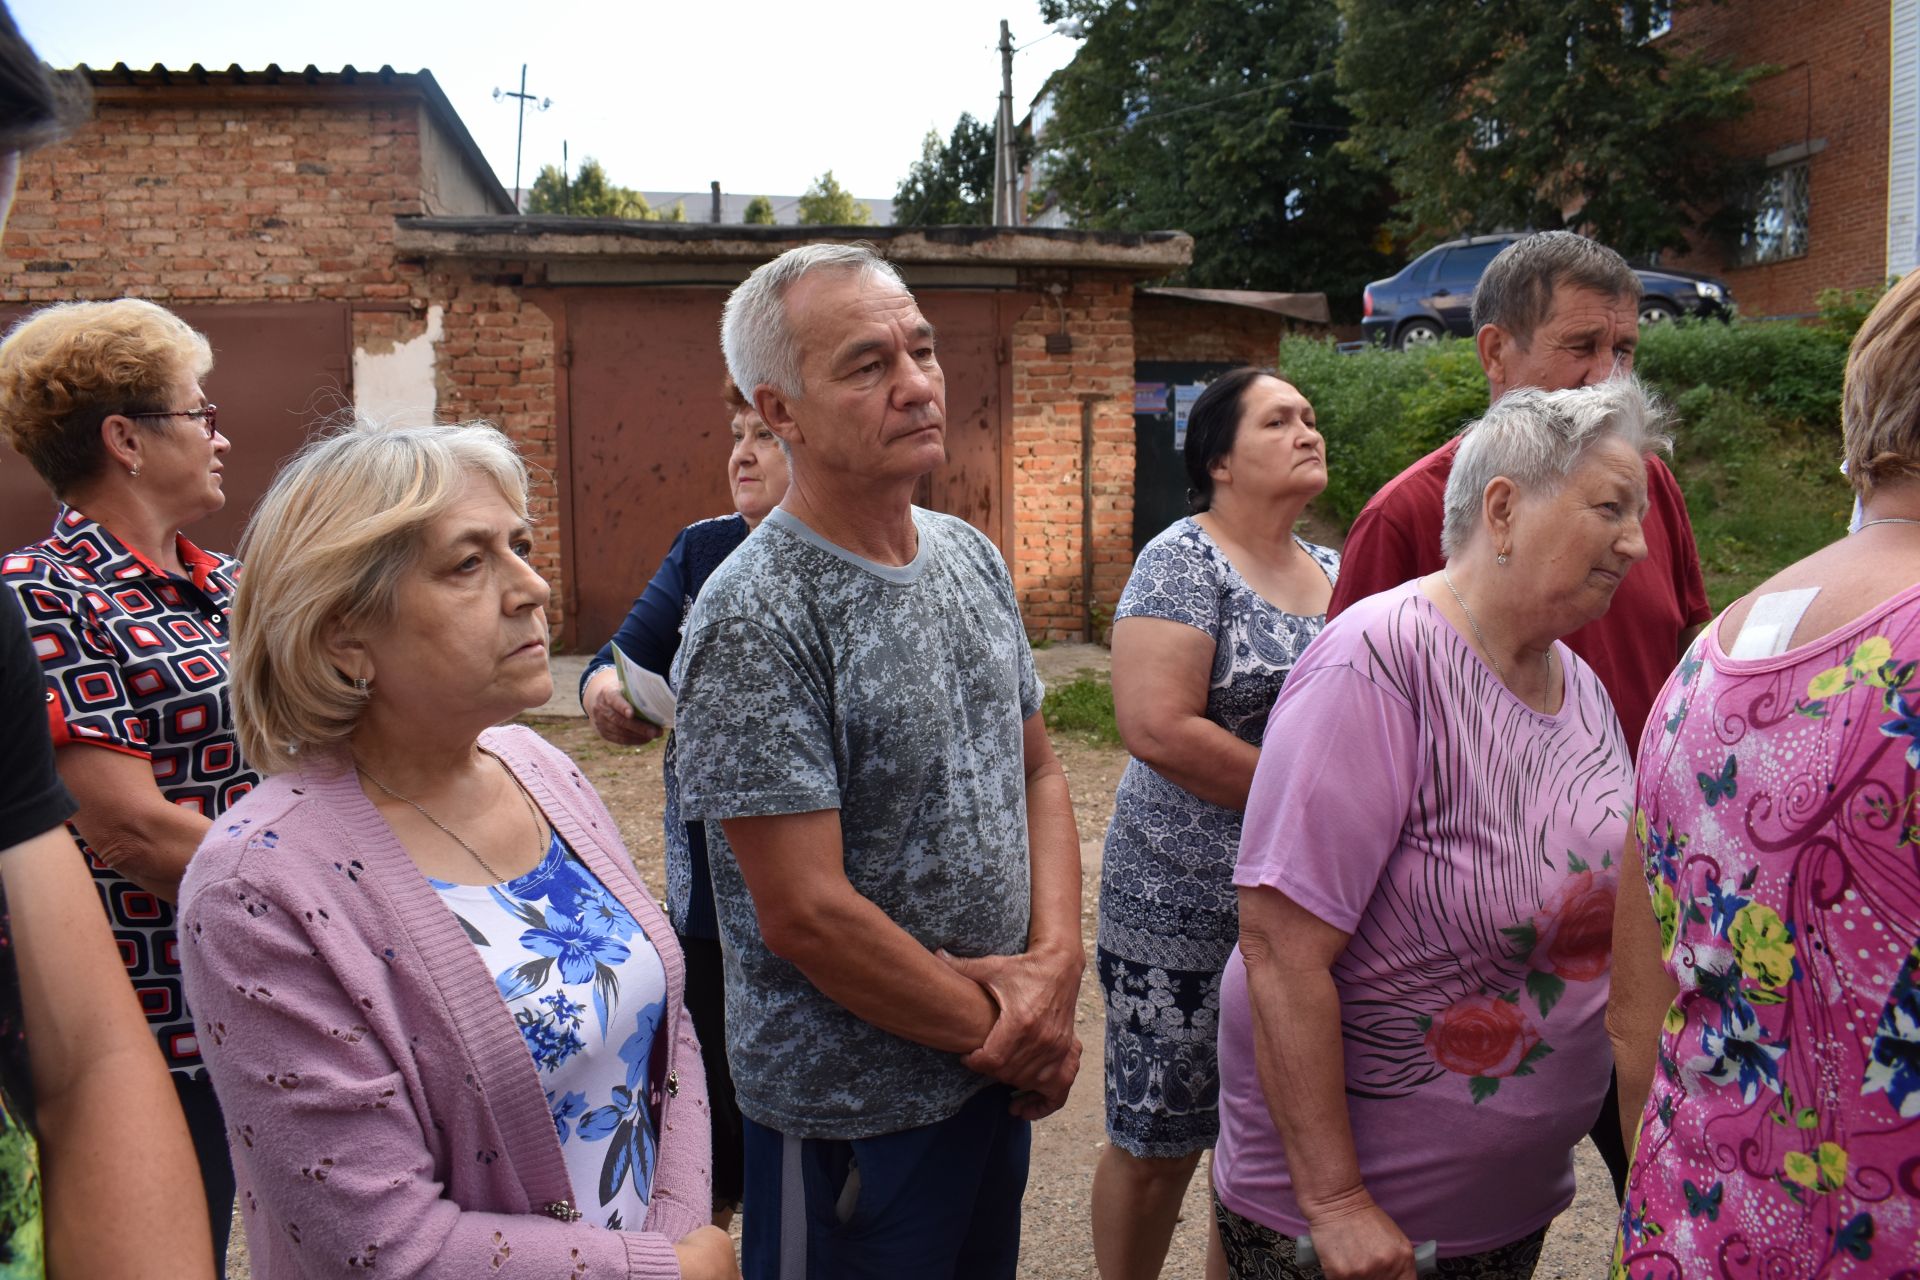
[130,404,219,438]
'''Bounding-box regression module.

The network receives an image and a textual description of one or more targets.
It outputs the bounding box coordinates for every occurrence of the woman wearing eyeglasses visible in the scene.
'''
[0,297,247,1270]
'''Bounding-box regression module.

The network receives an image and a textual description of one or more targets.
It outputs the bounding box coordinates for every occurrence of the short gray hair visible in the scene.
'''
[720,243,909,400]
[1441,378,1672,558]
[1470,231,1642,346]
[230,421,532,772]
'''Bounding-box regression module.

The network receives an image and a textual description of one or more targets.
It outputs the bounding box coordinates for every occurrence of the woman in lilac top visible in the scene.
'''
[1214,380,1667,1280]
[1609,272,1920,1276]
[179,423,736,1279]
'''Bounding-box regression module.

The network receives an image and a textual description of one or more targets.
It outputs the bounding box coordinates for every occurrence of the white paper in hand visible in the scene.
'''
[611,641,676,729]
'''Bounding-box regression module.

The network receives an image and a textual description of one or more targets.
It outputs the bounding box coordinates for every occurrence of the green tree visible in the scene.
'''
[796,170,873,225]
[742,195,777,225]
[1035,0,1398,319]
[893,113,996,225]
[1336,0,1760,257]
[526,157,686,221]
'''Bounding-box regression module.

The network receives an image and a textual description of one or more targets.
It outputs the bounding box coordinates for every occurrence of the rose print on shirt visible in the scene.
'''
[1525,868,1615,984]
[1418,993,1551,1103]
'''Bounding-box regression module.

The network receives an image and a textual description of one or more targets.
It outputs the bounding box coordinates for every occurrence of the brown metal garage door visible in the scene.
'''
[0,301,352,560]
[555,286,1023,652]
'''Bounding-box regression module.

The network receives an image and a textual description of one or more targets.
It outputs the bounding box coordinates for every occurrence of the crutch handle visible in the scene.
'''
[1292,1235,1439,1275]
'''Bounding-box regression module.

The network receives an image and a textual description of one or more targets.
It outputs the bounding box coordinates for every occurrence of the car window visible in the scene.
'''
[1437,241,1507,284]
[1405,248,1443,285]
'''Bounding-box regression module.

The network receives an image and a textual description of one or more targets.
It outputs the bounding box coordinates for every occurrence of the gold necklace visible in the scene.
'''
[354,748,543,883]
[1441,569,1549,687]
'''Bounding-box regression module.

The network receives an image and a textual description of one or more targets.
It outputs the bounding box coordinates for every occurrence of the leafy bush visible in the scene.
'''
[1814,282,1891,337]
[1042,674,1120,747]
[1633,317,1849,426]
[1279,335,1486,525]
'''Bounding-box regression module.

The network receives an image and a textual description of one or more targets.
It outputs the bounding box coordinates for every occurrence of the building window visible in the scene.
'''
[1622,1,1673,40]
[1741,162,1810,265]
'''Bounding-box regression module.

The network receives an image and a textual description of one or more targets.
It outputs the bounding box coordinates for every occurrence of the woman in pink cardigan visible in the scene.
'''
[179,422,735,1279]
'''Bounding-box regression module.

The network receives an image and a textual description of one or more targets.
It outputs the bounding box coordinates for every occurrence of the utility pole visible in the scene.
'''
[492,65,551,209]
[992,20,1019,226]
[562,140,570,215]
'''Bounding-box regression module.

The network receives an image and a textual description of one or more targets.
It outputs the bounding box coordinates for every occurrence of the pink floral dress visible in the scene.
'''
[1617,584,1920,1278]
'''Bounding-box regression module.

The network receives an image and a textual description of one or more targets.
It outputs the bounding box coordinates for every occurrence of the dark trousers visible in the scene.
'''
[679,933,744,1209]
[740,1084,1031,1280]
[1588,1070,1629,1202]
[173,1072,234,1275]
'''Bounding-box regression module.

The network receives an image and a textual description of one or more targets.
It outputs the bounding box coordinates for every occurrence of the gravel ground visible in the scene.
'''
[226,642,1615,1278]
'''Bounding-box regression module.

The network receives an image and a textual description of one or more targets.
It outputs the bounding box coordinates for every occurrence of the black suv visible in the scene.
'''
[1361,232,1734,351]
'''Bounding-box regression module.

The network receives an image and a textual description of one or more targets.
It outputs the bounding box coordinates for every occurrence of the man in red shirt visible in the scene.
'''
[1326,232,1710,1205]
[1328,231,1711,754]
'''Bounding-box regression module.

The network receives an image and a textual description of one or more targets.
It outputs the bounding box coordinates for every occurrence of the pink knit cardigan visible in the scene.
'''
[179,725,712,1278]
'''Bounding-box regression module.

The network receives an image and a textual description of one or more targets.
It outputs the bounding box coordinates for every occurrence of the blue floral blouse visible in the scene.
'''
[431,832,667,1229]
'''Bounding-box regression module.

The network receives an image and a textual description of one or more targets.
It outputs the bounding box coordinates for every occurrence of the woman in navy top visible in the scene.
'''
[579,376,789,1221]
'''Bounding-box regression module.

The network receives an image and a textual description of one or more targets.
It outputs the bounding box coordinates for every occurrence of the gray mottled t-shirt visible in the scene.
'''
[671,506,1043,1139]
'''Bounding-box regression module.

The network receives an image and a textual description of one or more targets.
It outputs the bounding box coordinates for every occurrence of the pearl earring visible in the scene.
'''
[1496,551,1509,566]
[129,467,139,478]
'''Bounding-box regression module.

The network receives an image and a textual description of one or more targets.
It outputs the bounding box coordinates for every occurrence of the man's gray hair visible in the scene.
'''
[1470,231,1643,346]
[1441,377,1673,558]
[721,242,909,400]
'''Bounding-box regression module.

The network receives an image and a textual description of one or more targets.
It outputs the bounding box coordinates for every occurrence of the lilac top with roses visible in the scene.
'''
[1616,583,1920,1279]
[1214,581,1629,1255]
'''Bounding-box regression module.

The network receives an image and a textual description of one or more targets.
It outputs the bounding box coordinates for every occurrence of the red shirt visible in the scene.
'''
[1325,436,1711,754]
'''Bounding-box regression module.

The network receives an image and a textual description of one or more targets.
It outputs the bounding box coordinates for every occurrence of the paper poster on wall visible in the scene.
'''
[1133,382,1169,415]
[1172,383,1205,449]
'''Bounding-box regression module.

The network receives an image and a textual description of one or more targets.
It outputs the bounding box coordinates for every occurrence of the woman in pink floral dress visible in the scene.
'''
[1609,273,1920,1278]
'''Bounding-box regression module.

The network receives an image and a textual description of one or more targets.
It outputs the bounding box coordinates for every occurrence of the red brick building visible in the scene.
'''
[0,64,1193,645]
[1663,0,1911,316]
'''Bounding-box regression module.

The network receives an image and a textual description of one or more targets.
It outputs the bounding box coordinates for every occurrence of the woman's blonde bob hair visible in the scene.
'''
[1843,271,1920,497]
[231,421,531,773]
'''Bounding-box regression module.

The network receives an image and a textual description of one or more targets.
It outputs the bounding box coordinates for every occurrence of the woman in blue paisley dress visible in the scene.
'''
[1094,368,1338,1280]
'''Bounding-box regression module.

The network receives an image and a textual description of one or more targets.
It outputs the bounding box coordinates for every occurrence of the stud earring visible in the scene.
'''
[353,676,369,692]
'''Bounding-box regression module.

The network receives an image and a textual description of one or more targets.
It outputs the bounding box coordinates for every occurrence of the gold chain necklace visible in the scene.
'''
[355,748,542,883]
[1442,569,1548,687]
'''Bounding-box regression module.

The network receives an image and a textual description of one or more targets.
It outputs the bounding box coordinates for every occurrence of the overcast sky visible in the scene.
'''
[14,0,1082,201]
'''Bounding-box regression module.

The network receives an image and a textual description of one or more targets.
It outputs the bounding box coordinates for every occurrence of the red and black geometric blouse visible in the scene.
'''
[1,507,257,1077]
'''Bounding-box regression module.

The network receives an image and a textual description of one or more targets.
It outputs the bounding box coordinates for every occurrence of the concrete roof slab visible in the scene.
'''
[393,217,1194,275]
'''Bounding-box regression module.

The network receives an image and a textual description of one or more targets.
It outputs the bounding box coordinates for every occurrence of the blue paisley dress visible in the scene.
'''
[1099,517,1339,1157]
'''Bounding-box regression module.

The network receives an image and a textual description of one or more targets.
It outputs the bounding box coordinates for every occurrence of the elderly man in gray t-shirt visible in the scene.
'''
[671,244,1083,1280]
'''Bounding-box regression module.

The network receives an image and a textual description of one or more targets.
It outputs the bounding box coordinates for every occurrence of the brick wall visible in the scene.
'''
[4,83,1165,645]
[1133,293,1295,366]
[1664,0,1889,316]
[1009,273,1136,641]
[2,95,570,638]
